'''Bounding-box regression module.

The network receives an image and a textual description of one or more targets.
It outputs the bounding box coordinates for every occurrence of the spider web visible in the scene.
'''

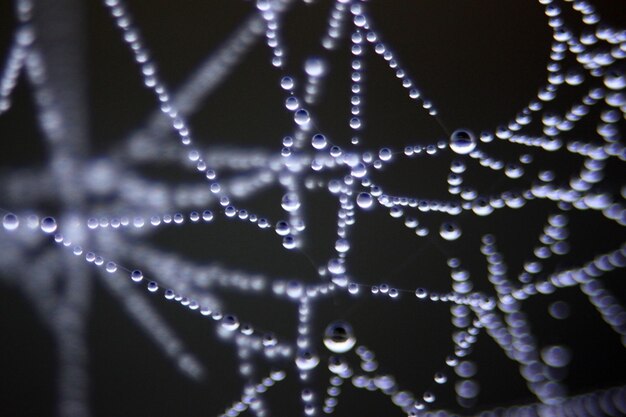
[0,0,625,416]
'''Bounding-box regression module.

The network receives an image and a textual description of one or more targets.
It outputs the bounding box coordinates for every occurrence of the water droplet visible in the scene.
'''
[548,300,570,320]
[505,164,524,179]
[294,109,310,126]
[283,235,297,250]
[147,281,159,292]
[131,270,143,282]
[105,262,117,273]
[356,192,374,209]
[311,134,327,150]
[450,129,477,155]
[440,222,462,241]
[285,96,299,111]
[604,70,625,90]
[472,198,494,216]
[335,238,350,253]
[374,374,396,390]
[423,391,436,403]
[240,324,254,335]
[415,288,427,299]
[221,315,240,331]
[286,280,303,299]
[295,350,320,371]
[565,70,584,86]
[351,163,367,178]
[328,356,348,374]
[270,369,286,381]
[305,57,325,77]
[323,321,356,353]
[262,333,277,347]
[280,76,294,90]
[40,217,57,233]
[455,360,477,378]
[541,345,572,367]
[456,379,480,399]
[378,148,392,161]
[434,372,447,384]
[225,206,237,217]
[2,213,19,231]
[281,192,301,212]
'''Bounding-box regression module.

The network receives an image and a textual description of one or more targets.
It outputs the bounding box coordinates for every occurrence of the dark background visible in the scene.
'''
[0,0,625,416]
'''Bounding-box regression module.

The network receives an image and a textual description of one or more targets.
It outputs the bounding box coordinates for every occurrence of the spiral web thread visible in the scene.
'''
[0,0,625,416]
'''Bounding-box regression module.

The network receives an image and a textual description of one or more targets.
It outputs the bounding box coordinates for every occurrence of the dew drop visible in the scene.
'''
[335,238,350,253]
[378,148,392,161]
[286,280,303,299]
[548,300,570,320]
[604,70,625,90]
[472,198,494,216]
[434,372,447,384]
[221,314,240,331]
[280,76,294,90]
[328,356,348,374]
[323,321,356,353]
[541,345,572,367]
[105,262,118,273]
[311,134,327,150]
[40,216,57,233]
[305,57,325,77]
[450,129,477,155]
[294,109,310,126]
[423,391,436,403]
[2,213,19,231]
[283,235,297,250]
[440,222,462,241]
[281,192,301,212]
[262,333,278,347]
[131,270,143,282]
[285,96,299,111]
[295,350,320,371]
[356,192,374,209]
[456,379,480,399]
[374,374,396,391]
[455,360,477,378]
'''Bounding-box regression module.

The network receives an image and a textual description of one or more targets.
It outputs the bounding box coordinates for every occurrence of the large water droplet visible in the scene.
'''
[356,192,374,209]
[323,321,356,353]
[450,129,477,155]
[294,109,310,126]
[311,133,327,150]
